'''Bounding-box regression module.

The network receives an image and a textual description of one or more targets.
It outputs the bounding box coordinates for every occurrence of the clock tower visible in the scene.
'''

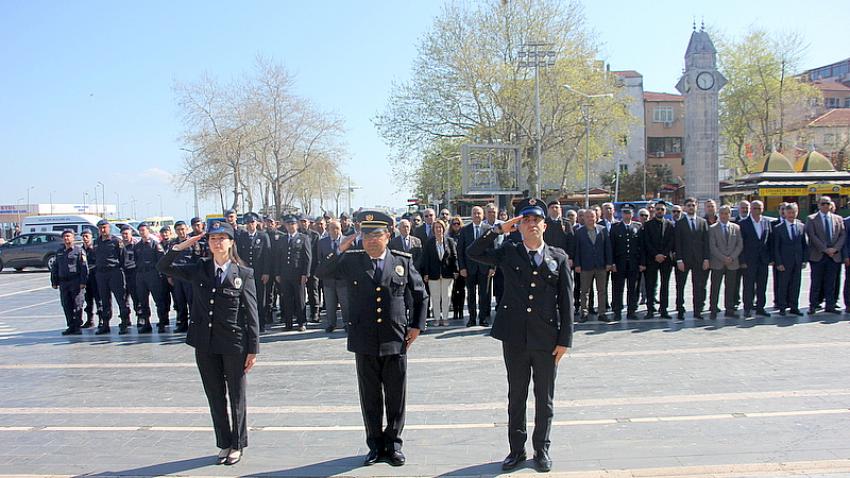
[675,23,726,204]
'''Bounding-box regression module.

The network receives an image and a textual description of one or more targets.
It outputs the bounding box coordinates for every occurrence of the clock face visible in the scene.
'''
[697,71,715,90]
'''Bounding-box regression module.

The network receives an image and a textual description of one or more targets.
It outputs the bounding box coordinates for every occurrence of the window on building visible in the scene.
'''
[845,97,850,108]
[826,97,841,108]
[619,164,628,173]
[648,137,683,154]
[652,106,674,123]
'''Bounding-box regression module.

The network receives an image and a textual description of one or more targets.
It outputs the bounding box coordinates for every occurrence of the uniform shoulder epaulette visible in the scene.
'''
[389,249,412,258]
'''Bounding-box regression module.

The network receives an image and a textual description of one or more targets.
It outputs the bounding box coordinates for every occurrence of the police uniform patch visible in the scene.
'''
[234,277,243,289]
[395,264,405,276]
[546,258,558,272]
[256,238,261,245]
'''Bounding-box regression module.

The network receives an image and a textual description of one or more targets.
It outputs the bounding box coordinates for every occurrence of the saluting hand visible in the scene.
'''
[171,233,205,252]
[499,216,523,234]
[244,353,257,373]
[338,234,357,253]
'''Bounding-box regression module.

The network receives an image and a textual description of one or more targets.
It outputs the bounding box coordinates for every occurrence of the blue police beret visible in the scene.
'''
[190,217,203,225]
[244,212,259,222]
[61,229,75,236]
[207,222,234,239]
[159,226,169,233]
[516,198,545,217]
[137,222,149,230]
[224,209,236,216]
[174,220,187,227]
[96,219,110,227]
[281,214,298,224]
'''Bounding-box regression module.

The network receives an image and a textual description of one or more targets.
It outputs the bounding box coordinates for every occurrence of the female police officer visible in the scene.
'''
[157,222,259,466]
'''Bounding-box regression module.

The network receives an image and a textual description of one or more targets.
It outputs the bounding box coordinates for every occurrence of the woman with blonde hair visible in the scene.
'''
[421,219,459,326]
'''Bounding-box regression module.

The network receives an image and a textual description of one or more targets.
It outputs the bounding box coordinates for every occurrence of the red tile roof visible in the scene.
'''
[644,91,683,102]
[812,81,850,92]
[612,70,642,78]
[809,109,850,127]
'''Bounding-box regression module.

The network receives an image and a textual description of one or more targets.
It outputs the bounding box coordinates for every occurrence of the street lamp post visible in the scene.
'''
[26,186,34,215]
[96,181,105,217]
[115,192,120,218]
[563,85,613,208]
[518,42,556,197]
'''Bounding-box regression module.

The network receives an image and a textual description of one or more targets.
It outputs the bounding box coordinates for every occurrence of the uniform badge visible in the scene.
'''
[255,238,261,245]
[365,214,374,221]
[395,264,405,276]
[529,198,537,205]
[234,277,242,289]
[546,258,558,272]
[296,239,301,244]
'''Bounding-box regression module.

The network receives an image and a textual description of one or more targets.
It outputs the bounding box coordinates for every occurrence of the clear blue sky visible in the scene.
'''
[1,0,844,220]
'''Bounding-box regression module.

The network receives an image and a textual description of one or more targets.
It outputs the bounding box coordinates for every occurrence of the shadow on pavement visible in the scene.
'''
[84,456,215,477]
[249,455,365,477]
[436,460,510,476]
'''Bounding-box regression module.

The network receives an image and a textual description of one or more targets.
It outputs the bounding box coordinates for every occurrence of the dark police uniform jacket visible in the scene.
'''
[235,230,272,276]
[51,245,88,286]
[94,235,124,271]
[543,217,576,260]
[158,250,260,356]
[273,232,312,279]
[610,221,643,272]
[467,229,574,350]
[134,239,164,273]
[315,248,428,356]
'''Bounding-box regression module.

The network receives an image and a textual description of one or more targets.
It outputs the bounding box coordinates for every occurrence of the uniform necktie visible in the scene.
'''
[332,239,339,254]
[404,237,410,251]
[216,267,223,285]
[690,217,696,231]
[824,215,832,243]
[372,259,382,282]
[529,250,538,269]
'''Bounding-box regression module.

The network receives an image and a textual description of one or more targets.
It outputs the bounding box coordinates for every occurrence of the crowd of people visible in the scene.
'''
[49,194,843,336]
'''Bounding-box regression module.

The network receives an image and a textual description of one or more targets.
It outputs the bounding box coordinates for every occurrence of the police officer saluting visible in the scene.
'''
[51,229,88,335]
[94,219,132,335]
[157,222,260,466]
[134,223,168,333]
[467,198,573,473]
[315,210,428,467]
[235,213,272,332]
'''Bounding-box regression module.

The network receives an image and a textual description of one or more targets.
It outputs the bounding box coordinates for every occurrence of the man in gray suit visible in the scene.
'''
[708,205,743,319]
[805,196,846,314]
[317,220,350,333]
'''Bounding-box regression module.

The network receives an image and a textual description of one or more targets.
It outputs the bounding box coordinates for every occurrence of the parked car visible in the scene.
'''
[0,232,66,272]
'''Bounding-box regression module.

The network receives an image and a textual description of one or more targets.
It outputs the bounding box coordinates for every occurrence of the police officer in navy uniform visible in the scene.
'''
[190,217,210,260]
[264,216,283,326]
[51,229,88,335]
[610,207,644,320]
[159,226,175,317]
[298,214,322,323]
[134,223,168,333]
[236,213,272,332]
[80,230,101,328]
[119,225,141,325]
[94,219,132,335]
[157,222,259,466]
[168,221,195,333]
[467,198,573,473]
[274,214,312,331]
[315,210,428,467]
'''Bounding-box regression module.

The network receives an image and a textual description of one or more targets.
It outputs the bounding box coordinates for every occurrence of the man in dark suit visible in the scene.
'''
[738,200,773,317]
[457,206,494,326]
[574,208,613,322]
[674,197,710,320]
[317,220,350,333]
[389,219,423,320]
[805,196,845,314]
[642,202,674,319]
[315,210,427,468]
[274,214,312,331]
[774,203,807,316]
[235,213,272,332]
[610,208,643,320]
[298,214,322,323]
[467,198,572,473]
[412,207,435,244]
[543,201,576,261]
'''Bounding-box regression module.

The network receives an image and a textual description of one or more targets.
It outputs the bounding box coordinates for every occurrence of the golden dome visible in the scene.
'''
[758,151,794,172]
[795,150,834,172]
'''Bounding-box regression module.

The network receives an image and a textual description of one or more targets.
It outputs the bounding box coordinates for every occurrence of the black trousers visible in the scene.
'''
[254,275,267,330]
[123,269,139,316]
[451,274,466,316]
[612,268,640,314]
[355,353,407,453]
[136,270,169,325]
[96,269,130,325]
[83,269,101,319]
[502,342,556,454]
[573,270,581,311]
[172,278,192,327]
[465,270,491,323]
[195,348,248,450]
[742,262,769,311]
[810,258,840,309]
[59,280,84,330]
[306,275,321,317]
[644,261,672,313]
[776,262,803,311]
[493,268,505,307]
[278,276,306,326]
[675,264,707,313]
[161,274,173,316]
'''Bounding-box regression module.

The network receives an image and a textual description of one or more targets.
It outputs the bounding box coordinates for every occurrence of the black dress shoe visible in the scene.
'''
[175,325,189,333]
[808,307,817,315]
[626,313,638,320]
[676,312,685,321]
[790,309,804,316]
[324,326,335,333]
[577,314,588,323]
[466,320,476,327]
[157,324,167,333]
[363,449,381,466]
[708,312,717,320]
[139,324,153,334]
[612,312,622,321]
[724,312,738,318]
[501,451,527,471]
[94,326,110,335]
[743,309,752,317]
[385,450,405,467]
[479,319,490,327]
[118,324,130,335]
[778,309,787,316]
[755,309,771,317]
[533,450,552,472]
[693,312,703,320]
[659,311,672,319]
[825,307,839,314]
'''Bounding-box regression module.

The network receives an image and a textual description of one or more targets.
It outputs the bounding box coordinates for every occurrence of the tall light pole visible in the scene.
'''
[563,85,613,208]
[49,190,55,214]
[518,42,556,197]
[26,186,34,213]
[96,181,105,217]
[157,194,164,218]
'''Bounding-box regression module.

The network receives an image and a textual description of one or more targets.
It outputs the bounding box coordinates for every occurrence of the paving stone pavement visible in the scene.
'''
[0,268,849,477]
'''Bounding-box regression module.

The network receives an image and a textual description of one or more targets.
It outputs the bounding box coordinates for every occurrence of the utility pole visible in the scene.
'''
[193,181,200,218]
[518,42,556,198]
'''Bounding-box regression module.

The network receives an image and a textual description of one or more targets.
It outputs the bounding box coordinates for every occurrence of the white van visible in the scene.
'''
[21,215,122,236]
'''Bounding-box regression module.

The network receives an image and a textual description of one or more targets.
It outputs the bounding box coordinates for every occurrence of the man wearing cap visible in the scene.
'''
[298,214,322,323]
[236,213,272,332]
[467,198,573,473]
[51,230,88,335]
[119,225,140,325]
[274,214,312,331]
[168,221,195,333]
[610,208,644,320]
[189,217,210,261]
[264,216,283,325]
[316,210,427,467]
[159,226,175,316]
[80,230,101,328]
[224,209,239,231]
[94,219,132,334]
[134,223,168,333]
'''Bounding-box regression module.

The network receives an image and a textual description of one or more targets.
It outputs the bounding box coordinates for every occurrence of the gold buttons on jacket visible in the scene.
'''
[376,287,381,292]
[377,318,383,323]
[376,297,382,303]
[377,308,382,313]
